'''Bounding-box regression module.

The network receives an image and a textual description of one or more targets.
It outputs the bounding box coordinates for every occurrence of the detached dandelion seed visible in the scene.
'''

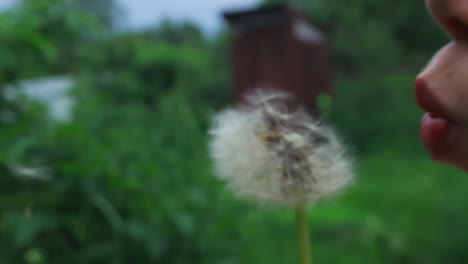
[209,90,354,264]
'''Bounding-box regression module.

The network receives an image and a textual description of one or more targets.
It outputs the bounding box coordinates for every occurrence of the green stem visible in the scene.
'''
[295,204,312,264]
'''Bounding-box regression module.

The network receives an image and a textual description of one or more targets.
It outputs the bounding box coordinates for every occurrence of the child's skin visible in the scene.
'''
[415,0,468,172]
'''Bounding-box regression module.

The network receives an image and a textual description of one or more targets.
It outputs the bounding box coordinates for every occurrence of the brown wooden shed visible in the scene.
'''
[224,4,332,113]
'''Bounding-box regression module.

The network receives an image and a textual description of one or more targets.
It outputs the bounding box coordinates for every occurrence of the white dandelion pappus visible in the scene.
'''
[209,90,353,207]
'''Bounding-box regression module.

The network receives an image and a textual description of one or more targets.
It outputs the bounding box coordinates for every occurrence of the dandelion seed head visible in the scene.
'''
[209,90,353,207]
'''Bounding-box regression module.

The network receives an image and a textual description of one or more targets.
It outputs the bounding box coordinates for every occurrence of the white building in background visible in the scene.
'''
[5,75,75,122]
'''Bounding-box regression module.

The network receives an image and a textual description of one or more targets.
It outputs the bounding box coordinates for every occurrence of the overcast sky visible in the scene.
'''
[0,0,15,10]
[1,0,260,34]
[117,0,260,33]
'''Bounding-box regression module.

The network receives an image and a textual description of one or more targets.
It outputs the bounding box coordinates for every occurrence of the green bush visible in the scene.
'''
[1,0,467,263]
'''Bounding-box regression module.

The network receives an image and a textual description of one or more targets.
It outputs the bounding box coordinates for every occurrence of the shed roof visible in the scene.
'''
[223,4,297,27]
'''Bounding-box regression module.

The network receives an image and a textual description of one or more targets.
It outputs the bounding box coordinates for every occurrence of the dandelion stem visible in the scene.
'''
[295,204,312,264]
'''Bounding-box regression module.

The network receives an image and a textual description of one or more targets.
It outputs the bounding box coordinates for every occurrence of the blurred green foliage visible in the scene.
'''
[1,0,467,263]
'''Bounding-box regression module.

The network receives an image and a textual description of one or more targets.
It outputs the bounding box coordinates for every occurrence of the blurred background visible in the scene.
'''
[1,0,467,263]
